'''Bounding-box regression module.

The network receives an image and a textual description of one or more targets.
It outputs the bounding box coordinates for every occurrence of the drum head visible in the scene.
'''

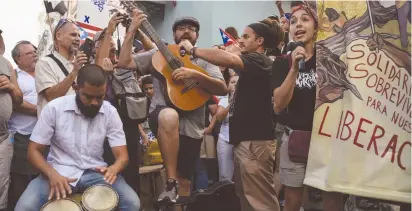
[82,184,119,211]
[41,199,82,211]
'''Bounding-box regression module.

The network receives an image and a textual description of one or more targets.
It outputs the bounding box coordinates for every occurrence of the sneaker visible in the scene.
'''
[157,178,179,204]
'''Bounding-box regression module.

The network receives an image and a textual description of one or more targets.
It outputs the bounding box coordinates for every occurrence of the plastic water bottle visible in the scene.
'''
[9,131,15,144]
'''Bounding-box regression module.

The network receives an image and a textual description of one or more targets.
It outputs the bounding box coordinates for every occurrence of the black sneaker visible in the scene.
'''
[157,178,179,204]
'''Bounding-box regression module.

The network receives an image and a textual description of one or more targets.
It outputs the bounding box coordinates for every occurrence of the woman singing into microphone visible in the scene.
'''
[271,1,343,211]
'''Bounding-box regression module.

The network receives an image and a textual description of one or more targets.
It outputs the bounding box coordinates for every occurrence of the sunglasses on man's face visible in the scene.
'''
[54,19,78,38]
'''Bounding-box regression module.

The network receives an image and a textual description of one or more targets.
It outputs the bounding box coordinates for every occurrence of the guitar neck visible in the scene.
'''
[141,20,175,65]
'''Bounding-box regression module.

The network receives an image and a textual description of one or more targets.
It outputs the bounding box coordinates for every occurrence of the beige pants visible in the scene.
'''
[234,140,280,211]
[0,135,13,209]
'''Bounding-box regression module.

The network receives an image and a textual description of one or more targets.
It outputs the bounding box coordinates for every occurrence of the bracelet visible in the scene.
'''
[190,47,198,58]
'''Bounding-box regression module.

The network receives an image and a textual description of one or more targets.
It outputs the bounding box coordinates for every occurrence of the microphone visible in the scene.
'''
[286,41,305,71]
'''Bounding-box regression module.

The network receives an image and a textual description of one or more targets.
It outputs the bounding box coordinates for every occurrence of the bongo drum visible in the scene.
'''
[82,184,119,211]
[41,198,82,211]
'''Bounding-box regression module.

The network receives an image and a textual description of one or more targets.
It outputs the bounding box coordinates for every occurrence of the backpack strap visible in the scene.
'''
[47,54,69,76]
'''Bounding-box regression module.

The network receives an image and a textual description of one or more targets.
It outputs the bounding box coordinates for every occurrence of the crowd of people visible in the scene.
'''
[0,1,408,211]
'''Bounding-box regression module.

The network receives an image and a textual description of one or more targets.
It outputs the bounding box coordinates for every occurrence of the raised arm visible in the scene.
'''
[95,12,123,67]
[36,60,79,102]
[276,1,285,17]
[181,41,245,71]
[118,10,148,70]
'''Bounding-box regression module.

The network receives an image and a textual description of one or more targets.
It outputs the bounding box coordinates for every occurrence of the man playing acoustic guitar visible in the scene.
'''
[118,10,227,204]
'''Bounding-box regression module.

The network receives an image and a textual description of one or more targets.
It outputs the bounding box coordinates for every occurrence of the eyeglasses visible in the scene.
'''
[54,19,78,38]
[176,25,197,33]
[19,50,38,57]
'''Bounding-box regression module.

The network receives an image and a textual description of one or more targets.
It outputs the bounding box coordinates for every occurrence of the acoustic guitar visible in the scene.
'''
[139,18,211,111]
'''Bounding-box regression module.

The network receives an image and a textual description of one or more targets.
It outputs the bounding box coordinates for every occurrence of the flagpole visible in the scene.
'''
[366,0,375,34]
[46,13,54,42]
[366,0,378,53]
[67,0,71,19]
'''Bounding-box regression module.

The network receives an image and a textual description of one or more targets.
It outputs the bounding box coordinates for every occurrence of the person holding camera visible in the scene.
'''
[35,19,88,117]
[93,12,155,195]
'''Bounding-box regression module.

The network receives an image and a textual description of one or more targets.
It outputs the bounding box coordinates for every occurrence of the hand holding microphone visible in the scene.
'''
[287,41,307,72]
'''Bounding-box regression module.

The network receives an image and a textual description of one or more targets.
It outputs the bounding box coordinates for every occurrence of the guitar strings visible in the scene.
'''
[142,21,196,89]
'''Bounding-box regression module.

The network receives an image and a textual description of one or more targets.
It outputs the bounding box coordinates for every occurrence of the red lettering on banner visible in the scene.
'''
[339,110,354,141]
[366,74,378,88]
[346,48,411,117]
[335,109,410,171]
[318,106,332,137]
[381,135,398,163]
[349,63,369,79]
[376,54,386,74]
[367,125,385,155]
[353,118,372,148]
[366,96,388,116]
[398,141,411,170]
[381,80,390,99]
[336,111,344,139]
[402,74,410,95]
[347,44,365,60]
[391,111,412,133]
[367,53,378,66]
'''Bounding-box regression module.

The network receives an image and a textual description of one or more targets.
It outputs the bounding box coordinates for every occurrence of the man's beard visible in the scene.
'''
[69,46,79,56]
[75,93,102,118]
[174,34,196,46]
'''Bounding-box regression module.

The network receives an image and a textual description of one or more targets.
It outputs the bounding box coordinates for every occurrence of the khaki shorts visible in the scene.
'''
[234,140,280,211]
[279,129,307,188]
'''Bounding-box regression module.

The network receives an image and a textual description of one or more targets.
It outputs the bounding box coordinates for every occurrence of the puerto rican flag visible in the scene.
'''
[76,21,103,43]
[219,27,237,47]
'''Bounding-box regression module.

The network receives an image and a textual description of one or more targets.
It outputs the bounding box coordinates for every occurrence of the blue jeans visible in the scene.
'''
[192,157,209,190]
[15,170,140,211]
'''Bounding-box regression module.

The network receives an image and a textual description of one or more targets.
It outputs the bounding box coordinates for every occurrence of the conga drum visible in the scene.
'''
[41,198,82,211]
[82,184,119,211]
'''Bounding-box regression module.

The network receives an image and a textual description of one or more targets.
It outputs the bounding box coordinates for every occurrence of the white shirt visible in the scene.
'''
[35,52,76,117]
[218,97,230,142]
[30,95,126,186]
[8,68,38,135]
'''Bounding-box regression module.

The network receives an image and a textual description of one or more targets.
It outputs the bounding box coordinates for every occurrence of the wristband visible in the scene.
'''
[190,47,198,58]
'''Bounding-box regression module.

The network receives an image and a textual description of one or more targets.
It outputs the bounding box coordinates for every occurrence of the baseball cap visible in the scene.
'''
[268,15,280,22]
[93,28,107,43]
[172,16,200,32]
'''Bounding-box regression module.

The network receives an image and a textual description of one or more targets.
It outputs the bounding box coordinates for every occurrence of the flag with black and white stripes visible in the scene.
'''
[43,0,68,16]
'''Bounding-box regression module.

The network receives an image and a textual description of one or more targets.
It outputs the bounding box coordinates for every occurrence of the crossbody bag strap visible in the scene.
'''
[47,54,69,76]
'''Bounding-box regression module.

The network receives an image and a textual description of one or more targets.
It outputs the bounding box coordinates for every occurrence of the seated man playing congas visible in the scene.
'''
[15,64,140,211]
